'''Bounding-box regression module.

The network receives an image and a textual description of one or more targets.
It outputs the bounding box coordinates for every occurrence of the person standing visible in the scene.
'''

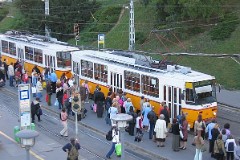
[160,105,170,128]
[22,71,29,84]
[106,126,120,159]
[8,62,14,87]
[49,71,57,93]
[108,102,118,126]
[60,108,68,137]
[31,98,41,123]
[46,80,52,106]
[139,96,145,114]
[142,104,151,132]
[123,98,133,114]
[180,115,188,150]
[193,130,205,160]
[154,114,168,147]
[56,84,64,109]
[94,87,105,118]
[206,119,217,156]
[194,114,206,139]
[128,106,137,136]
[135,112,143,142]
[147,107,157,139]
[214,134,226,160]
[172,118,180,152]
[79,83,86,117]
[225,135,237,160]
[3,59,8,80]
[105,92,112,125]
[62,138,81,160]
[234,139,240,160]
[212,123,221,157]
[36,78,43,101]
[84,80,90,103]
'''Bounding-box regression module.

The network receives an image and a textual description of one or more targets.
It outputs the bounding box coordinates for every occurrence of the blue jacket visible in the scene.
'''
[49,72,57,82]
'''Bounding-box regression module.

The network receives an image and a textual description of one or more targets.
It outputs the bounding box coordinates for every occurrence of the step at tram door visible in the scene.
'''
[163,85,182,123]
[110,72,123,93]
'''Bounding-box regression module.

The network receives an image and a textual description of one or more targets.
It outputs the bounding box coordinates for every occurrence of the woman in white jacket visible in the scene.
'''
[36,77,43,101]
[154,114,168,147]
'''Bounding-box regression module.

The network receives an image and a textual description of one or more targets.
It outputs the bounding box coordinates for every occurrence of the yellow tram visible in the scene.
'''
[71,50,218,128]
[0,31,78,78]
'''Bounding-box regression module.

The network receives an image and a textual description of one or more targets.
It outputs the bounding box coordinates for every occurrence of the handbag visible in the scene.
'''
[179,130,184,139]
[115,143,122,156]
[54,99,59,107]
[37,108,43,115]
[32,87,37,93]
[45,94,49,102]
[201,144,207,152]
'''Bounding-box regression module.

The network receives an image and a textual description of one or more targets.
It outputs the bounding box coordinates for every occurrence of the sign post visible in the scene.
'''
[18,84,31,130]
[98,34,105,50]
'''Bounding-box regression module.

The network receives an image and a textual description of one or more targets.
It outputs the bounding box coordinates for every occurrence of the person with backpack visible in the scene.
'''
[214,134,226,160]
[225,135,237,160]
[128,106,137,136]
[106,126,120,159]
[105,92,112,125]
[62,138,81,160]
[31,98,41,123]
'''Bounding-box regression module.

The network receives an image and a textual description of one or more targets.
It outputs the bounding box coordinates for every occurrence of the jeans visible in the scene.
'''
[58,96,63,109]
[194,148,202,160]
[36,92,42,100]
[106,142,117,158]
[32,77,37,86]
[9,76,14,86]
[149,122,155,139]
[105,110,111,125]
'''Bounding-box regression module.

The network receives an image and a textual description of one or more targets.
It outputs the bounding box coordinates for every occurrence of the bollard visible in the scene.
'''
[14,126,20,143]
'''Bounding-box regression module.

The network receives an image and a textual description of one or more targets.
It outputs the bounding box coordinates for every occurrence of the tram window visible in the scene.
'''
[34,48,43,64]
[1,40,8,53]
[25,46,34,61]
[9,42,16,56]
[94,63,108,83]
[124,71,140,92]
[174,88,177,103]
[141,75,159,97]
[186,89,194,103]
[56,52,71,68]
[81,60,93,78]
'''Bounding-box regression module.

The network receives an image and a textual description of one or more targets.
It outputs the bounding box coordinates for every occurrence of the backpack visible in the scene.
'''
[228,142,234,152]
[106,130,113,141]
[68,144,79,160]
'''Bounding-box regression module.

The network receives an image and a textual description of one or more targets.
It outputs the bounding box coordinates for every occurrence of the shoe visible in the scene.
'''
[179,146,183,149]
[38,120,42,122]
[63,135,68,137]
[157,145,160,147]
[182,147,186,150]
[106,156,111,159]
[174,149,180,152]
[160,145,165,147]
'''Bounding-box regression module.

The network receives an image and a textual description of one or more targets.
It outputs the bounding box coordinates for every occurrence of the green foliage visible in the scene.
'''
[135,32,147,44]
[14,0,100,41]
[0,6,9,21]
[209,14,239,41]
[81,6,122,43]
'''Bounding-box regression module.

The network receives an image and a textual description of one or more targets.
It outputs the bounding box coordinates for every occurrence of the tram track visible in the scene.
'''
[0,87,159,160]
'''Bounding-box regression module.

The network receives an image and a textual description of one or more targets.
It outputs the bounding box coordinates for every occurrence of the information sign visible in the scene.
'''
[18,84,31,129]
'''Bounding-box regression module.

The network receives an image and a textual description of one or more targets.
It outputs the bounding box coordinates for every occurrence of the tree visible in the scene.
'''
[15,0,100,41]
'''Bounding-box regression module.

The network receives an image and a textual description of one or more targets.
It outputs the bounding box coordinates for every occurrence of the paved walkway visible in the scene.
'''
[2,82,240,160]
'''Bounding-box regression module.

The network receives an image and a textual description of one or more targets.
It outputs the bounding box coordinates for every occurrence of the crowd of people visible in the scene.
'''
[1,58,240,160]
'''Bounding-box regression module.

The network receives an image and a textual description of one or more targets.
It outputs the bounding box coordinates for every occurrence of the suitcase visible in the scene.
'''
[115,143,121,157]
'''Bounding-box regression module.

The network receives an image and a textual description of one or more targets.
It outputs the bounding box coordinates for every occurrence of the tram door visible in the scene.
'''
[164,86,182,122]
[45,55,56,73]
[17,48,24,62]
[110,72,123,93]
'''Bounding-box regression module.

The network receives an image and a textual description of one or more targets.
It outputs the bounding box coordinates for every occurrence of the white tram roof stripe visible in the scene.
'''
[72,50,215,82]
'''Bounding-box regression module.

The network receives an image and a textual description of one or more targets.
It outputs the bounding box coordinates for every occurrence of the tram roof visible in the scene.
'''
[72,50,215,82]
[0,32,78,52]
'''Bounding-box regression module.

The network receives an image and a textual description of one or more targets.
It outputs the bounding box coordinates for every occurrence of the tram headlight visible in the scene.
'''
[213,111,216,116]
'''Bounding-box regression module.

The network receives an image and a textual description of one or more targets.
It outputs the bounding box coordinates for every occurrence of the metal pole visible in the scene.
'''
[120,128,125,160]
[75,112,78,138]
[26,147,30,160]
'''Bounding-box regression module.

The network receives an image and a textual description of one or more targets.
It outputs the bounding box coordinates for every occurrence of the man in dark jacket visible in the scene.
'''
[147,108,157,139]
[128,106,137,136]
[31,98,41,123]
[94,87,105,118]
[62,138,81,160]
[3,59,8,80]
[160,105,170,128]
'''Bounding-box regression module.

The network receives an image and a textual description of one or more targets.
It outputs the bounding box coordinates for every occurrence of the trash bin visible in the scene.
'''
[14,126,20,143]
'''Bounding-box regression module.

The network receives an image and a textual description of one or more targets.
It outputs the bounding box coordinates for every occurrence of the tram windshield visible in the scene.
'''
[56,51,71,68]
[195,91,216,104]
